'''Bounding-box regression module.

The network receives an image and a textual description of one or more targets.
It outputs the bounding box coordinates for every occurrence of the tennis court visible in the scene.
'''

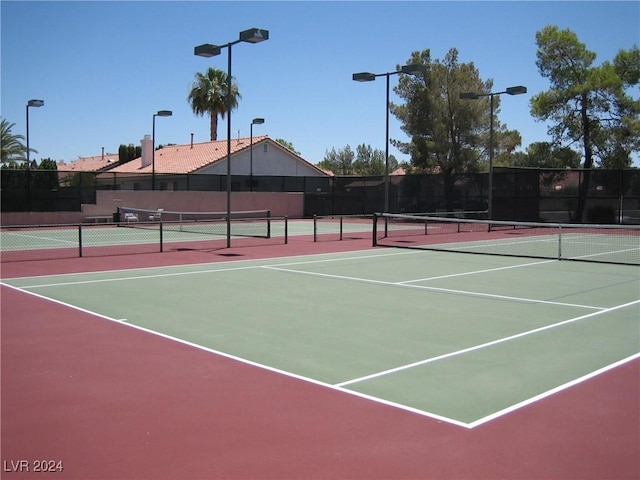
[4,244,638,426]
[2,219,639,479]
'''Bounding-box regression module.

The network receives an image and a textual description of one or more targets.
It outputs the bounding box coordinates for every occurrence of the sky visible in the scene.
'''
[1,0,639,167]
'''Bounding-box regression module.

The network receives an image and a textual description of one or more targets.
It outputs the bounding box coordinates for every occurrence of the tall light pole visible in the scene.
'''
[195,28,269,247]
[250,117,265,191]
[353,64,427,213]
[459,85,527,220]
[26,99,44,169]
[152,110,172,191]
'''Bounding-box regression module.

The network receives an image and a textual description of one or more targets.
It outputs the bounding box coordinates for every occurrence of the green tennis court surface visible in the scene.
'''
[3,247,638,427]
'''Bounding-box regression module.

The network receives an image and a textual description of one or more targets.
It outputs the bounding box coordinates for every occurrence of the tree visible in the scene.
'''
[118,144,141,164]
[530,25,640,220]
[392,48,522,210]
[1,118,30,167]
[32,158,59,190]
[318,144,393,175]
[595,46,640,168]
[318,146,355,175]
[353,143,391,175]
[512,141,581,168]
[188,67,241,141]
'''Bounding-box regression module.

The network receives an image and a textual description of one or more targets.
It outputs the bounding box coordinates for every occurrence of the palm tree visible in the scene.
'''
[1,118,31,166]
[188,67,241,141]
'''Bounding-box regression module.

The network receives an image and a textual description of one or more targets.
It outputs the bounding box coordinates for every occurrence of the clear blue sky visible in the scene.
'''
[2,1,638,166]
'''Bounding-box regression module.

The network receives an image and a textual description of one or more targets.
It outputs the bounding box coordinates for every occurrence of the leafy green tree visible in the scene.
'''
[512,142,581,168]
[1,118,31,167]
[318,145,355,175]
[594,46,640,168]
[392,48,522,210]
[188,67,241,141]
[32,158,59,189]
[530,25,640,220]
[353,143,391,175]
[318,144,393,175]
[118,144,141,164]
[393,48,482,174]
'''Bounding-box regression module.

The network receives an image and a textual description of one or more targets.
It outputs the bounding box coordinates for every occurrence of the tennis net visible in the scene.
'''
[373,212,640,266]
[118,207,271,238]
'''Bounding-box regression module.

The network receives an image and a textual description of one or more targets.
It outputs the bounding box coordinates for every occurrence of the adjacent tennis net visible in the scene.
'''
[118,207,271,238]
[373,213,640,266]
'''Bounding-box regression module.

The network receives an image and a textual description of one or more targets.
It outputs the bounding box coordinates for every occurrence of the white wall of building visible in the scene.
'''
[198,140,326,177]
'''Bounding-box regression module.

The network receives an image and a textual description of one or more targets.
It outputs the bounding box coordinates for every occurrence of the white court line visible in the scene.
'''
[19,263,261,289]
[263,265,606,311]
[398,258,556,283]
[568,246,640,261]
[335,299,640,388]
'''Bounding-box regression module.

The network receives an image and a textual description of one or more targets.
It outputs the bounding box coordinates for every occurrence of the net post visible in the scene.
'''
[160,220,164,253]
[284,215,288,244]
[372,213,378,247]
[340,216,343,241]
[557,224,562,260]
[313,214,317,242]
[78,224,83,258]
[267,210,271,239]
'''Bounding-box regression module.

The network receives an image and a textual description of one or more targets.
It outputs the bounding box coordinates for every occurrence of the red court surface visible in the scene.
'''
[2,239,639,479]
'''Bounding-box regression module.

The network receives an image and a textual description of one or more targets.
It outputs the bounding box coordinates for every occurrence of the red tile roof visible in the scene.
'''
[58,154,119,172]
[106,135,274,174]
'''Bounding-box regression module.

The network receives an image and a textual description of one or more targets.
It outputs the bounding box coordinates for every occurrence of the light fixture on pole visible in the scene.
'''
[26,99,44,169]
[459,85,527,221]
[250,117,265,191]
[353,64,427,213]
[152,110,172,191]
[195,28,269,248]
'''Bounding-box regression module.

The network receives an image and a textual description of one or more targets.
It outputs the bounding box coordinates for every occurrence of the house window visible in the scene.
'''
[263,143,268,153]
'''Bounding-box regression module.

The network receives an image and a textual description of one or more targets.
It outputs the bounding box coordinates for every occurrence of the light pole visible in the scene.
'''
[195,28,269,248]
[460,85,527,221]
[250,117,265,191]
[353,64,427,213]
[26,99,44,169]
[152,110,172,191]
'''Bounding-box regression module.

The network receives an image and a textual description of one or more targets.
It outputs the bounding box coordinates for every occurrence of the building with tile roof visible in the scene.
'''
[89,135,329,190]
[108,135,325,175]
